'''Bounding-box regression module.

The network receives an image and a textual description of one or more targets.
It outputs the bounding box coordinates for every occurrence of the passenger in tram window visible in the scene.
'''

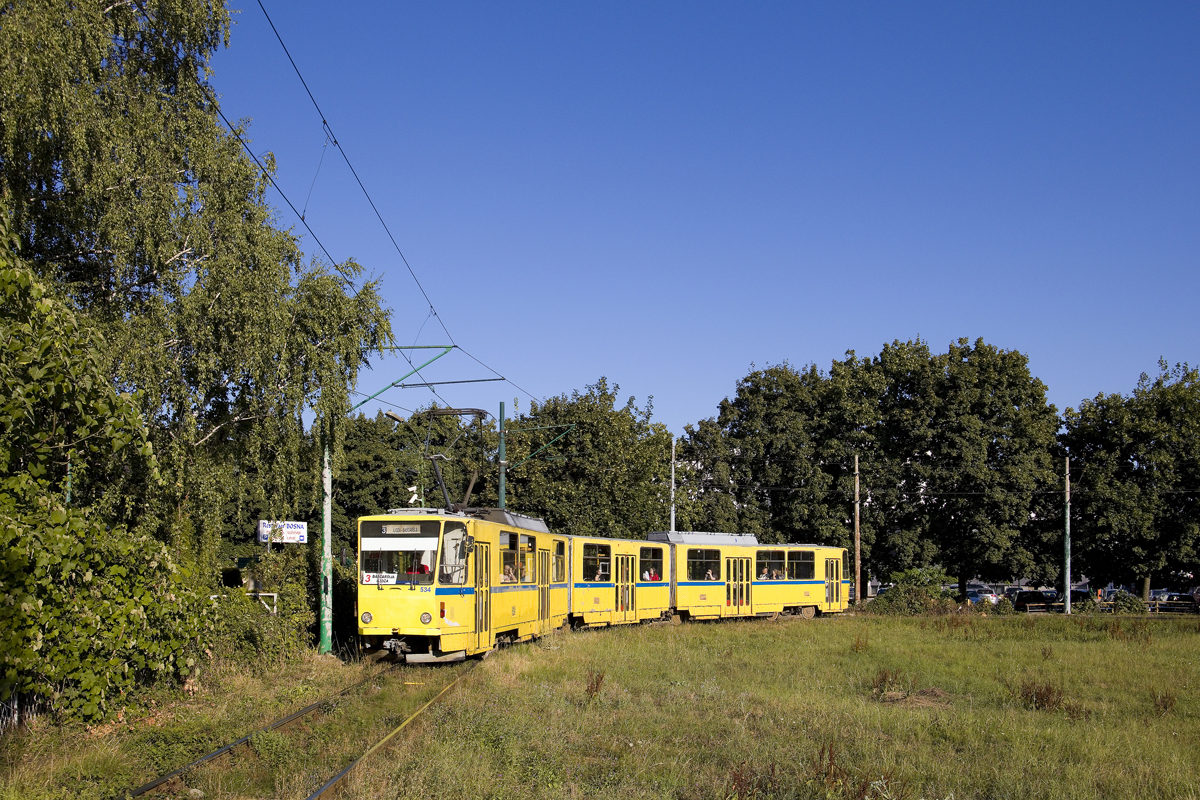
[705,569,716,581]
[760,566,770,580]
[772,570,782,580]
[594,567,605,582]
[649,567,660,581]
[502,565,516,583]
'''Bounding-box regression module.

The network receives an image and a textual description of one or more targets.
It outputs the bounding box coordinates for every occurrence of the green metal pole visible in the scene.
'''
[498,402,506,510]
[319,433,333,653]
[1064,456,1071,615]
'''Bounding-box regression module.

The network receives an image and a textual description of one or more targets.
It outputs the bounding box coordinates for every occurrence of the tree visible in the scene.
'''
[501,379,672,539]
[922,339,1061,595]
[1064,364,1200,597]
[678,339,1060,590]
[0,1,392,570]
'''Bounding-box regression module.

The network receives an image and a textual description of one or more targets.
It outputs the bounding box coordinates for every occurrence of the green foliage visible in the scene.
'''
[503,379,672,538]
[0,212,156,514]
[210,548,313,664]
[368,380,674,541]
[0,473,211,720]
[864,586,957,616]
[0,0,393,569]
[1063,363,1200,589]
[890,566,958,590]
[1109,591,1148,615]
[991,596,1016,616]
[0,219,210,721]
[1071,596,1098,615]
[681,339,1060,586]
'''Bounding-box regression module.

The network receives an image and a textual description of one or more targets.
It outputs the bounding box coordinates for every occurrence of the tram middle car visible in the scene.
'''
[356,507,850,663]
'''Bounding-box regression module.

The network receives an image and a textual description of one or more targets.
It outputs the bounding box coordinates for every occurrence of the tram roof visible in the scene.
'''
[381,507,551,533]
[648,531,760,545]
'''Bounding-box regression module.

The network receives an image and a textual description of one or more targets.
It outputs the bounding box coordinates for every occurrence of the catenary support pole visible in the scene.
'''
[319,436,333,653]
[498,402,506,510]
[670,437,676,533]
[854,454,861,605]
[1064,455,1071,615]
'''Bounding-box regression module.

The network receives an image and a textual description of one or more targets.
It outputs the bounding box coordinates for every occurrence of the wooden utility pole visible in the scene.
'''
[854,454,861,604]
[1064,455,1071,615]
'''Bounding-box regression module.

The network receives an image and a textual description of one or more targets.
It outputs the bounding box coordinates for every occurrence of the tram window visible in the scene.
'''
[500,532,518,583]
[583,543,611,582]
[788,550,815,580]
[686,549,720,581]
[843,551,850,578]
[359,520,438,585]
[756,551,785,580]
[640,547,664,581]
[520,535,536,583]
[553,541,566,583]
[439,522,468,585]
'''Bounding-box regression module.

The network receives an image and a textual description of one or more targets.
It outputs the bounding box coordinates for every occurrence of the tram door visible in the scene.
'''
[825,558,841,607]
[614,555,636,622]
[725,557,752,615]
[538,548,551,636]
[473,544,491,651]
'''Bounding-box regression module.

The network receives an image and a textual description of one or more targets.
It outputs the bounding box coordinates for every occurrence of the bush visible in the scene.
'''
[210,547,313,664]
[0,475,211,721]
[1110,591,1147,614]
[1072,596,1098,614]
[864,586,958,616]
[991,597,1016,616]
[864,567,959,616]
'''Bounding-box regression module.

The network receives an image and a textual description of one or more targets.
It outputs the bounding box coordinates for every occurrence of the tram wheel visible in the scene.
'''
[800,606,816,620]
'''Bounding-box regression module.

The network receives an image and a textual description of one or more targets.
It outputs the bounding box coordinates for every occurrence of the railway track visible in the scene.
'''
[121,664,472,799]
[122,676,373,798]
[304,665,473,799]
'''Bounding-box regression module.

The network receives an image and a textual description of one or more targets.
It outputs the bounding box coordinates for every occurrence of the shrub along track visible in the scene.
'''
[120,663,474,799]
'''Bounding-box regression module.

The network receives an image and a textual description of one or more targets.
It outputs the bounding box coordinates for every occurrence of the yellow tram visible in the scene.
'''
[356,508,850,663]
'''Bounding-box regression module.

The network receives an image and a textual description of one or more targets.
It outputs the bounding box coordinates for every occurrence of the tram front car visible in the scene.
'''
[356,511,474,663]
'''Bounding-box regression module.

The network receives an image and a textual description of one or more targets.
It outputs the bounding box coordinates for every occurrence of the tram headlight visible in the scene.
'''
[360,611,373,624]
[420,612,433,624]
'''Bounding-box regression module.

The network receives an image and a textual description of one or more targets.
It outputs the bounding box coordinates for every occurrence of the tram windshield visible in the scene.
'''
[360,520,439,585]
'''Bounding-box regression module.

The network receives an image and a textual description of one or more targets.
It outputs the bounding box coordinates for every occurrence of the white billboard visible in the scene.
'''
[257,520,308,544]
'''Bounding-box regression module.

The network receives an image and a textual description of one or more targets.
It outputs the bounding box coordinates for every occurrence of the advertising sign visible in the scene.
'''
[258,520,308,544]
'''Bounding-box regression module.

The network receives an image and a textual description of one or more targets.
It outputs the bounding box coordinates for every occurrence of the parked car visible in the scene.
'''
[1066,590,1092,606]
[1014,591,1050,612]
[973,589,1000,604]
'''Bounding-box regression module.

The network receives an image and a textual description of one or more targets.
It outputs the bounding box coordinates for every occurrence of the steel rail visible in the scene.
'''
[122,676,371,798]
[305,666,474,799]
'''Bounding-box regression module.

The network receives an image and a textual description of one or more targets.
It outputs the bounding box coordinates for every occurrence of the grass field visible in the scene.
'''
[2,613,1198,799]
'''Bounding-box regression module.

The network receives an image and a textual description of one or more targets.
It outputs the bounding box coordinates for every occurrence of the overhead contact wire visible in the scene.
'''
[255,0,538,403]
[255,0,444,334]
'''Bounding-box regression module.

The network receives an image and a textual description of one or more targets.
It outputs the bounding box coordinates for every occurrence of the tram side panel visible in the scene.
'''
[673,544,725,620]
[635,543,670,621]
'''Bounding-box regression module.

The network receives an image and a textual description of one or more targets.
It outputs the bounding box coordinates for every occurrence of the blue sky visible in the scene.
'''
[211,2,1199,434]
